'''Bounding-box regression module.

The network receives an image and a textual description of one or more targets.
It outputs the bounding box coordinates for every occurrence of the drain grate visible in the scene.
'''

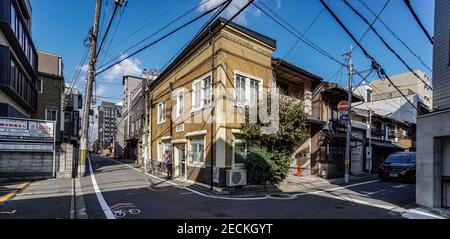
[267,193,297,200]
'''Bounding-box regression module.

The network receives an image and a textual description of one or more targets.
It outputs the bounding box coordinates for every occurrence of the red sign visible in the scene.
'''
[338,101,350,112]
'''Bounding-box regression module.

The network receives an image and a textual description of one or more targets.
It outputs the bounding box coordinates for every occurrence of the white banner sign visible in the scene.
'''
[0,118,54,142]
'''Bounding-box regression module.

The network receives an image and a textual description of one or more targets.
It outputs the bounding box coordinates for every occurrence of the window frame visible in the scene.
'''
[233,71,263,108]
[37,77,43,93]
[176,90,185,118]
[232,137,247,170]
[157,101,166,124]
[191,72,213,112]
[45,109,58,121]
[188,137,206,168]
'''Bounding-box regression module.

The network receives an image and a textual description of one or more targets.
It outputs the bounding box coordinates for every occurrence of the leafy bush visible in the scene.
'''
[242,95,309,185]
[245,146,291,185]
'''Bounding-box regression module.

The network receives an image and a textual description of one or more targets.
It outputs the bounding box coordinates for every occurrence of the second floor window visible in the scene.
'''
[177,91,184,117]
[37,78,43,93]
[45,109,57,121]
[157,102,166,124]
[192,75,212,111]
[234,73,261,107]
[367,91,372,102]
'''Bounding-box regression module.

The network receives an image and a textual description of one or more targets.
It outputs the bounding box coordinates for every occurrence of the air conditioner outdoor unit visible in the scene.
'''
[226,170,247,187]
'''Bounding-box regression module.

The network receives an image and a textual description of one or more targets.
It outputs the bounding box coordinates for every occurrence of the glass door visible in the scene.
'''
[178,145,186,180]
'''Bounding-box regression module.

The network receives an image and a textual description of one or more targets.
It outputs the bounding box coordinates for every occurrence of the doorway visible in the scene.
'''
[175,144,187,180]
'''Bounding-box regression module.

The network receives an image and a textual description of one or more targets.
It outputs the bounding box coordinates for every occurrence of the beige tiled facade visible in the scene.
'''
[146,20,319,187]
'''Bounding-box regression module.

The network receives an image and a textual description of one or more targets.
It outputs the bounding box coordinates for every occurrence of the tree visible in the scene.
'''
[241,95,309,185]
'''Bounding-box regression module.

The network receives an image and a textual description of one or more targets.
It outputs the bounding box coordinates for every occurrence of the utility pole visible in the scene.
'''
[79,0,102,177]
[344,47,353,183]
[368,109,372,174]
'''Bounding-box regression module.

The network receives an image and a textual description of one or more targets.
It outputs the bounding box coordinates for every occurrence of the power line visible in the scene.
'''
[114,0,255,128]
[95,0,231,77]
[271,0,330,72]
[342,0,433,90]
[107,0,186,52]
[253,1,348,67]
[356,0,390,47]
[97,1,121,56]
[98,3,126,67]
[358,0,432,72]
[98,0,218,71]
[319,0,416,110]
[403,0,433,45]
[156,0,232,75]
[67,46,89,93]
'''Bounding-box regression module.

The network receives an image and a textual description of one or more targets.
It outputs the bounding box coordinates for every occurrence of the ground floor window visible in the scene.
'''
[158,141,172,162]
[189,138,205,167]
[233,139,247,169]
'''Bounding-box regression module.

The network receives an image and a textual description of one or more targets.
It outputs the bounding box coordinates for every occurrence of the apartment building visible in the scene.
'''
[98,101,122,151]
[353,71,431,124]
[416,0,450,212]
[146,18,321,188]
[0,0,38,118]
[32,51,64,142]
[125,80,145,164]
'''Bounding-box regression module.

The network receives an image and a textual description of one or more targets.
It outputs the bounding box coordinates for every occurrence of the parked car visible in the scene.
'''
[378,152,416,183]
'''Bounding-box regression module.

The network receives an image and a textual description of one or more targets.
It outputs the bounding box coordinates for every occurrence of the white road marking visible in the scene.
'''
[88,156,115,219]
[106,158,414,216]
[402,208,446,219]
[393,184,409,189]
[360,189,387,196]
[110,158,383,202]
[293,180,381,197]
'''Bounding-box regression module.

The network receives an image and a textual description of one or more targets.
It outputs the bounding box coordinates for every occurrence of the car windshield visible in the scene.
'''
[385,154,415,164]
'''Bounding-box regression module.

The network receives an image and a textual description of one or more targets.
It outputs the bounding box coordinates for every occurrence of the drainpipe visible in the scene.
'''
[210,31,216,190]
[169,82,174,177]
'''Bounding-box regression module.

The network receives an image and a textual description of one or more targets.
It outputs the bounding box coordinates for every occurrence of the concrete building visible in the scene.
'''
[125,81,145,165]
[32,51,64,142]
[121,75,144,161]
[371,71,432,108]
[416,0,450,213]
[0,0,38,118]
[97,101,122,153]
[353,71,431,124]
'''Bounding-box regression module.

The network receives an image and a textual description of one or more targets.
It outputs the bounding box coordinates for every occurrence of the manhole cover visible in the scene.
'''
[267,193,297,200]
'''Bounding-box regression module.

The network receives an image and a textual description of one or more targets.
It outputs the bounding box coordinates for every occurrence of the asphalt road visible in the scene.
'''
[80,155,416,219]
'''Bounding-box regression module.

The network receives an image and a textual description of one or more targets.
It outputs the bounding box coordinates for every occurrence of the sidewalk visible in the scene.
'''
[0,178,73,219]
[279,174,379,193]
[402,207,449,219]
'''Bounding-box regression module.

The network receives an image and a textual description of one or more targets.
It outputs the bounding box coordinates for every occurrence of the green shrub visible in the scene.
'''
[245,146,291,185]
[241,95,309,185]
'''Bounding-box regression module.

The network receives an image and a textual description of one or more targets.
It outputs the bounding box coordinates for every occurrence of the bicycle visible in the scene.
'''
[113,208,141,218]
[146,160,162,175]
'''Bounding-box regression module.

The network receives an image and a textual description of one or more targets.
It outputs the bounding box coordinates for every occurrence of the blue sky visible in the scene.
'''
[30,0,434,106]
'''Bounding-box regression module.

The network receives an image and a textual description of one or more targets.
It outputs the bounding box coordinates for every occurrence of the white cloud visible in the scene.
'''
[199,0,253,25]
[96,84,107,97]
[276,0,282,9]
[79,64,89,73]
[198,0,282,25]
[103,54,143,82]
